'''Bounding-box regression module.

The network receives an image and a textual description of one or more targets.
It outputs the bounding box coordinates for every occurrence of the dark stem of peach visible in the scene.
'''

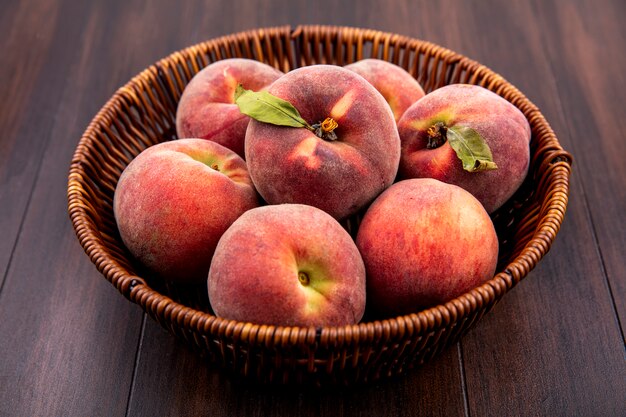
[427,121,448,149]
[211,164,220,172]
[312,117,339,141]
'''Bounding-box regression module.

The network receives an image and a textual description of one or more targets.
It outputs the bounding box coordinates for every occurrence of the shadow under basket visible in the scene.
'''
[67,25,573,385]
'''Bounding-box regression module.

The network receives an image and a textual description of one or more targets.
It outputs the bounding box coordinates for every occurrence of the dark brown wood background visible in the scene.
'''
[1,0,624,416]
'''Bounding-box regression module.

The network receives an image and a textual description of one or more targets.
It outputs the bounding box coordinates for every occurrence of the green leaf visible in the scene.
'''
[234,84,312,129]
[446,125,498,172]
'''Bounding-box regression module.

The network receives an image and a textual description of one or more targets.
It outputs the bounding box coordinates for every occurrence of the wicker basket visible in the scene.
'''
[67,25,572,385]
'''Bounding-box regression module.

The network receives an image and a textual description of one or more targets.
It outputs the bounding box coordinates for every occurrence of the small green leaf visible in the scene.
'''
[446,125,498,172]
[234,85,312,130]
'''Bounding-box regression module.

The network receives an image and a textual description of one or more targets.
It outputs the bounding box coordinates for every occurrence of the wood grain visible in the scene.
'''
[0,1,146,415]
[0,0,624,416]
[127,319,466,417]
[0,0,76,290]
[535,0,626,338]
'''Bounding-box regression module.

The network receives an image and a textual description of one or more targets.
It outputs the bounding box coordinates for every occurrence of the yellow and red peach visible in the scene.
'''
[208,204,366,327]
[245,65,400,220]
[176,58,283,158]
[113,139,259,284]
[344,59,425,122]
[356,178,499,316]
[398,84,531,213]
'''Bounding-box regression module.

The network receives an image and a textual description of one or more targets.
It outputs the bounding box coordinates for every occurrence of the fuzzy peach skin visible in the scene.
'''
[356,178,499,316]
[176,58,283,158]
[245,65,400,220]
[208,204,366,327]
[344,59,425,122]
[113,139,259,284]
[398,84,531,213]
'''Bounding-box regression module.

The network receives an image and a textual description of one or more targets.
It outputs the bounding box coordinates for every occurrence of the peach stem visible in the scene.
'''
[312,117,339,141]
[427,121,448,149]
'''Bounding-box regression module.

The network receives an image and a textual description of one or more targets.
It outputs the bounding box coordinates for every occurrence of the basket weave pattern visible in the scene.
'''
[67,25,572,384]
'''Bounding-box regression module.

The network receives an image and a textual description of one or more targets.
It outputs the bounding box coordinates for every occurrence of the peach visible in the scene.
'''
[356,178,499,316]
[208,204,366,327]
[245,65,400,220]
[176,58,283,158]
[398,84,531,213]
[113,139,259,284]
[344,59,425,122]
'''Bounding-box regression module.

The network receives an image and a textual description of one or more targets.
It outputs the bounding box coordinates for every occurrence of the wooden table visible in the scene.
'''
[1,0,624,415]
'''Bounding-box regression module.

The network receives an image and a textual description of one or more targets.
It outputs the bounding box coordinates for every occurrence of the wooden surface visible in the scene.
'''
[1,0,624,415]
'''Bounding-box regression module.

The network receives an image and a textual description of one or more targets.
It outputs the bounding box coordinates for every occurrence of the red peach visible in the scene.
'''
[113,139,259,284]
[344,59,425,122]
[245,65,400,220]
[398,84,531,213]
[208,204,366,327]
[176,58,283,158]
[356,178,499,316]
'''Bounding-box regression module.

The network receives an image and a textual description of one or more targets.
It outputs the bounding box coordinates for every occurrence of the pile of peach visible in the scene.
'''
[114,58,530,327]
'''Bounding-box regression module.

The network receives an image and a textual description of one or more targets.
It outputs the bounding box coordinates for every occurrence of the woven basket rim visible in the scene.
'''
[68,24,572,347]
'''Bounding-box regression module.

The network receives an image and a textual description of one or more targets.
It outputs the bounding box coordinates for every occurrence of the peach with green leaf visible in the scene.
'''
[344,59,425,122]
[240,65,400,220]
[398,84,531,213]
[176,58,283,158]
